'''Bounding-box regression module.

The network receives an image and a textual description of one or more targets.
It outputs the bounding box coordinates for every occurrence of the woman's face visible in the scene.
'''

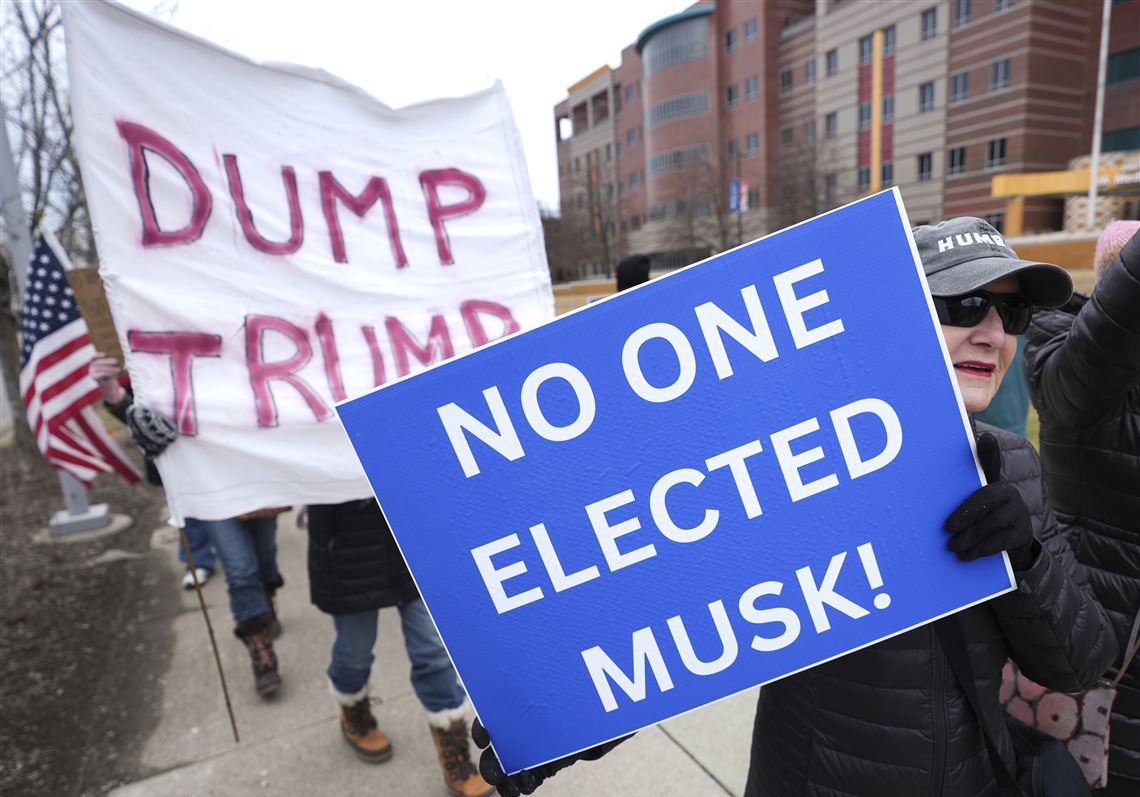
[940,276,1021,414]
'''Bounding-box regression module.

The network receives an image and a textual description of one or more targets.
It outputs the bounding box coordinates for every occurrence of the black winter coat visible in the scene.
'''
[307,499,418,615]
[1023,231,1140,792]
[744,425,1116,796]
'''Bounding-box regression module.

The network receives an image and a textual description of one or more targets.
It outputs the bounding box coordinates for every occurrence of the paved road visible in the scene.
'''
[111,509,757,796]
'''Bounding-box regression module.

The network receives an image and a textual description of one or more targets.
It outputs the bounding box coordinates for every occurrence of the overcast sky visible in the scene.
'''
[120,0,692,212]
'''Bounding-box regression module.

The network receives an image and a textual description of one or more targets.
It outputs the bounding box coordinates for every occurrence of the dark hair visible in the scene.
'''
[616,254,651,292]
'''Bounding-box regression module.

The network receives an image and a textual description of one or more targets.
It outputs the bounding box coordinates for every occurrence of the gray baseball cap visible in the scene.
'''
[912,217,1072,308]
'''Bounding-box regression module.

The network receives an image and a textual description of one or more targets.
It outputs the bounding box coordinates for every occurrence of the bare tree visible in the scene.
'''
[656,155,738,260]
[0,0,96,469]
[773,139,846,229]
[557,153,625,281]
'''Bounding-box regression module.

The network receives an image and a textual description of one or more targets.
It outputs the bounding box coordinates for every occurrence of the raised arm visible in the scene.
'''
[1025,232,1140,429]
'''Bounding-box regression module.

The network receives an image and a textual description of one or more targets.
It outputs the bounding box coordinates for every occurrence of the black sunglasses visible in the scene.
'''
[933,290,1034,335]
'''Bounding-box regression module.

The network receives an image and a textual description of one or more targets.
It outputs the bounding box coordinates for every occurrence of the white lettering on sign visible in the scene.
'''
[438,387,524,478]
[468,397,903,614]
[437,258,848,479]
[579,542,890,712]
[772,259,845,349]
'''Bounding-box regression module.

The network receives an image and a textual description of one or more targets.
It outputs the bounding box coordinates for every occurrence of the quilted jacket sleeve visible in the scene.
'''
[988,431,1118,691]
[1025,232,1140,429]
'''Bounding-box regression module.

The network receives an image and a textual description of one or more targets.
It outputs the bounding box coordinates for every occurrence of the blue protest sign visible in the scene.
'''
[336,189,1014,773]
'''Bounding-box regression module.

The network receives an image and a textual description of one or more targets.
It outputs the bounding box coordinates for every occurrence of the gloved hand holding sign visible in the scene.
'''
[944,432,1038,572]
[472,718,631,797]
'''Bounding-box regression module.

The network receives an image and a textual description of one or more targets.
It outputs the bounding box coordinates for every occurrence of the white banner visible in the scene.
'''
[63,0,553,520]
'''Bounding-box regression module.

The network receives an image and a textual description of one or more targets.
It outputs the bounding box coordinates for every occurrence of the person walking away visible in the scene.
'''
[307,498,493,797]
[89,354,216,588]
[1024,220,1140,795]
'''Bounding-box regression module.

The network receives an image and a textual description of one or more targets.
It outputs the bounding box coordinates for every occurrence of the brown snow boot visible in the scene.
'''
[338,693,393,764]
[234,614,281,696]
[430,717,493,797]
[264,575,284,638]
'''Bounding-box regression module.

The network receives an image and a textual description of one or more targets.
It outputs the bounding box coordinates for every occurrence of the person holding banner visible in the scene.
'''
[89,354,217,590]
[1024,221,1140,795]
[306,498,494,797]
[472,218,1117,797]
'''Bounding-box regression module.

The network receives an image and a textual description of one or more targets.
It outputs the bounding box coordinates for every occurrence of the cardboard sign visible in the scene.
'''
[63,0,553,520]
[64,267,123,363]
[336,190,1015,772]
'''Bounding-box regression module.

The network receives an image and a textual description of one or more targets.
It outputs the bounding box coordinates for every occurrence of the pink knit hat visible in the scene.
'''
[1094,220,1140,277]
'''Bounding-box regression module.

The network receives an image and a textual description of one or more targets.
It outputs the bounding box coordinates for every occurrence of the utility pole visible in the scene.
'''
[1087,0,1113,230]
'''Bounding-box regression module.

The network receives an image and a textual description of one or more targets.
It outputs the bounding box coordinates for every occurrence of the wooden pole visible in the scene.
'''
[179,528,240,744]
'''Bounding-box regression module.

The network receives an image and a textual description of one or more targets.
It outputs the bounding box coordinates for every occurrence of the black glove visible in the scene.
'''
[471,717,630,797]
[126,404,178,458]
[944,432,1037,571]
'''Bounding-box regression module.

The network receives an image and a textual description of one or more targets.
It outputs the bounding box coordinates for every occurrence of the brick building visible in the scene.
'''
[553,0,1140,281]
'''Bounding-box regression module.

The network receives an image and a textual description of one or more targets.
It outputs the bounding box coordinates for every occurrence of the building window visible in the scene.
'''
[745,75,759,101]
[643,16,708,77]
[727,138,739,160]
[725,28,737,54]
[629,172,639,190]
[574,156,580,173]
[805,58,816,85]
[616,141,623,158]
[780,127,793,150]
[858,101,871,130]
[625,84,635,105]
[627,129,637,148]
[631,215,641,231]
[1107,47,1140,85]
[951,72,969,103]
[780,69,792,94]
[825,111,838,139]
[726,84,739,108]
[747,186,760,207]
[648,92,710,127]
[948,146,966,175]
[986,137,1007,168]
[882,94,895,122]
[746,132,759,157]
[826,173,838,203]
[858,166,871,192]
[605,143,612,161]
[858,35,873,66]
[1103,125,1140,152]
[744,17,758,42]
[918,152,933,182]
[881,161,894,187]
[919,82,935,112]
[991,59,1011,90]
[922,8,937,40]
[953,0,971,28]
[984,212,1004,233]
[995,0,1013,10]
[575,193,584,209]
[804,120,817,145]
[882,25,896,55]
[648,145,711,175]
[826,49,838,76]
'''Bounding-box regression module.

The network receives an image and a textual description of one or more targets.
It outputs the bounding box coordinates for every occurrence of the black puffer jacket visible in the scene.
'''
[745,424,1116,796]
[307,499,418,615]
[1023,232,1140,793]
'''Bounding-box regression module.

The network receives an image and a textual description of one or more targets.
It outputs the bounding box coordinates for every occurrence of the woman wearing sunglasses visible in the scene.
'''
[473,217,1118,797]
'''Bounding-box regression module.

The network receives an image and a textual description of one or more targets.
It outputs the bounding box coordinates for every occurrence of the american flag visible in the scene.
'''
[18,233,140,486]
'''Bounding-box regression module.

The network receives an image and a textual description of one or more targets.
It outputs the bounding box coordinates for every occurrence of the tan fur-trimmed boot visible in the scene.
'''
[428,703,493,797]
[333,684,392,764]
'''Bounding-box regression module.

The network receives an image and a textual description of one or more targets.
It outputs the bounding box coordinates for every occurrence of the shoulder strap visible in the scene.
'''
[1111,610,1140,689]
[934,617,1023,795]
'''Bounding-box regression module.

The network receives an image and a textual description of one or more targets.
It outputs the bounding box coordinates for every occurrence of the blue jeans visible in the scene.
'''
[328,598,466,712]
[177,521,216,572]
[187,515,279,625]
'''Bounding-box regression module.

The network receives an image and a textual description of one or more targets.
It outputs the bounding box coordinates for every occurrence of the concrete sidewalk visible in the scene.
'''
[111,510,757,796]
